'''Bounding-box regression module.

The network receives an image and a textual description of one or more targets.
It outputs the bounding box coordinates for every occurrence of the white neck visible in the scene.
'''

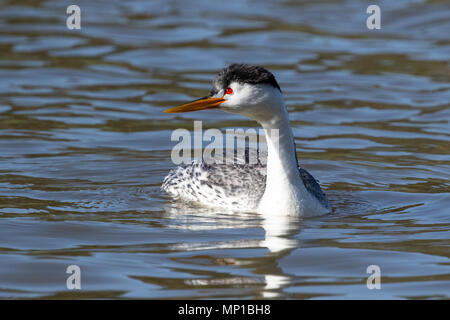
[257,106,309,216]
[225,83,328,216]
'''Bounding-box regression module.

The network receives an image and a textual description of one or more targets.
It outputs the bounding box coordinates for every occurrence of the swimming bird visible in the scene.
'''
[162,64,331,217]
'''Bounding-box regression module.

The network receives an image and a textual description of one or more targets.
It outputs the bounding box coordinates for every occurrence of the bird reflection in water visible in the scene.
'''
[163,203,302,298]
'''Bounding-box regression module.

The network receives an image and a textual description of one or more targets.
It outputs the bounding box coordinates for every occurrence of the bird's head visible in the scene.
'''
[165,64,285,123]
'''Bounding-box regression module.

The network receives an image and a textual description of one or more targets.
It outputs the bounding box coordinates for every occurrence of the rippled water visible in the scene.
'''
[0,0,449,299]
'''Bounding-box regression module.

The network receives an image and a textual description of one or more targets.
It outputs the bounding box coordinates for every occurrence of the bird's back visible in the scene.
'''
[162,148,330,211]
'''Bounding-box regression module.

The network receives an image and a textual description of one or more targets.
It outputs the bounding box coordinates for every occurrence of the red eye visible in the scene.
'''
[225,88,233,95]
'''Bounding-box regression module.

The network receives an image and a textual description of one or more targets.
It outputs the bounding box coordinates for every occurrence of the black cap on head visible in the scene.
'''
[211,64,281,96]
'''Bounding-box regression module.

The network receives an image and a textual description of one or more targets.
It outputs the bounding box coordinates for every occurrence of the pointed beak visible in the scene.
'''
[164,96,226,113]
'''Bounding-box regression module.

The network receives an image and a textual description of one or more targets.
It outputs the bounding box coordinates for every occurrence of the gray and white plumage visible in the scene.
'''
[162,148,330,212]
[162,64,331,216]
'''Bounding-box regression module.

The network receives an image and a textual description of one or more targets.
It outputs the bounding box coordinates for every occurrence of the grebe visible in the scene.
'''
[162,64,330,217]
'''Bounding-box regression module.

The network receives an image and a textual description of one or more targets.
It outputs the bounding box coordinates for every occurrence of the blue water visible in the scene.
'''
[0,0,449,299]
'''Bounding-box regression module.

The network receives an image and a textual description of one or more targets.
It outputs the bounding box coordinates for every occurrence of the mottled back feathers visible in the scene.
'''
[162,149,330,211]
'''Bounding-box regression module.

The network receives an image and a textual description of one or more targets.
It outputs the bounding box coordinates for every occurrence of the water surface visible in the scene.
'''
[0,0,449,299]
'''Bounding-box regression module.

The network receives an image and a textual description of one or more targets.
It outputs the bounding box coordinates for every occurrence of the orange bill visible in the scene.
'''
[164,97,226,113]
